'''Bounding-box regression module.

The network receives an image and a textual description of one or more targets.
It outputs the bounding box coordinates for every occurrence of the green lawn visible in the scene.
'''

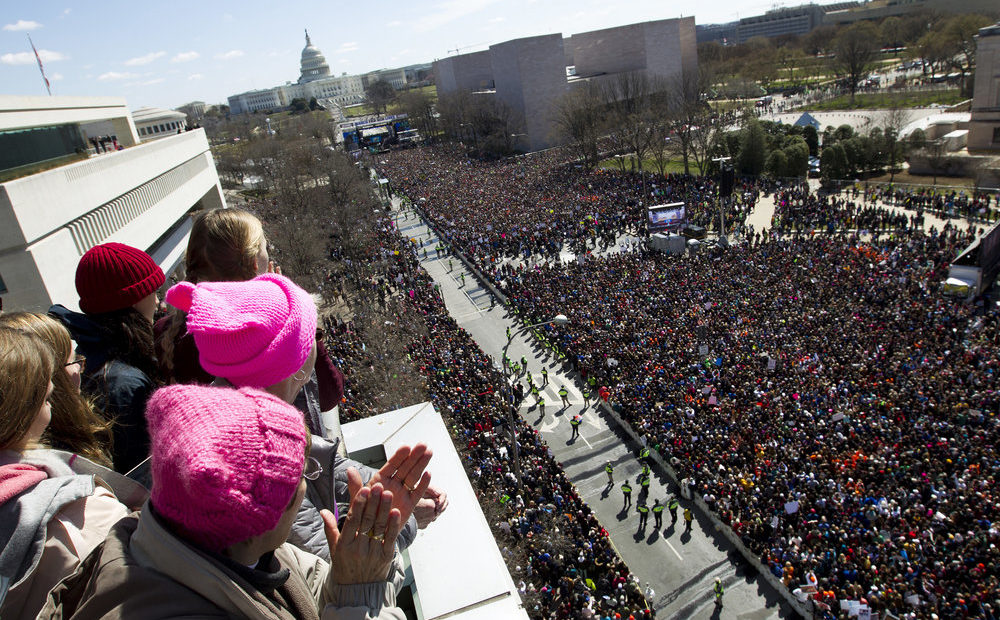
[598,156,704,175]
[343,84,439,118]
[804,89,964,111]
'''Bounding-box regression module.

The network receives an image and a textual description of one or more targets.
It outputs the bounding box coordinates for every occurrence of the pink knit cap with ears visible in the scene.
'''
[145,384,307,552]
[165,273,317,388]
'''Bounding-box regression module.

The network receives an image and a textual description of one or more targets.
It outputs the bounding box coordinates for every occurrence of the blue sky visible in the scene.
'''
[3,1,841,110]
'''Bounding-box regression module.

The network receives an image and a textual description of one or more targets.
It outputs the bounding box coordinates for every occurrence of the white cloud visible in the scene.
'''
[131,78,165,86]
[1,49,67,65]
[336,42,359,54]
[414,0,502,33]
[215,50,244,60]
[171,51,199,63]
[488,16,505,23]
[3,20,42,31]
[50,72,63,81]
[98,71,138,81]
[61,9,71,17]
[124,51,166,66]
[387,20,402,27]
[188,73,204,80]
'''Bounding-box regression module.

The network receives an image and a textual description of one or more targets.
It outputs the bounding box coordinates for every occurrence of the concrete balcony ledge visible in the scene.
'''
[0,129,211,250]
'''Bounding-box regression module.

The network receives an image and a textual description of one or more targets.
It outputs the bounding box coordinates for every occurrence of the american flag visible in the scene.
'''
[28,34,51,95]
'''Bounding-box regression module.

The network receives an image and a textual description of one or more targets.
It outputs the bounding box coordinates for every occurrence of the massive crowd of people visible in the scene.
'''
[318,206,653,619]
[374,145,1000,619]
[6,135,999,619]
[376,145,760,263]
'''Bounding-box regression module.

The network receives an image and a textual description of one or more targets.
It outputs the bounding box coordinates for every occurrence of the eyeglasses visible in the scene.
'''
[65,355,86,373]
[303,456,323,481]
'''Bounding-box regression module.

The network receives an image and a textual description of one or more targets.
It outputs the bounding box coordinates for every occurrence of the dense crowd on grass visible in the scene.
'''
[376,145,1000,619]
[375,145,761,261]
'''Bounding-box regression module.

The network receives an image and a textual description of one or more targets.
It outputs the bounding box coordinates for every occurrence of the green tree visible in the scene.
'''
[782,137,810,178]
[821,143,848,183]
[765,149,787,178]
[802,125,819,157]
[737,117,767,176]
[834,22,879,106]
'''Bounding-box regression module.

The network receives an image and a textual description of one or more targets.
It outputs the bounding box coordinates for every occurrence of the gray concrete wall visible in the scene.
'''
[491,35,566,151]
[434,51,495,95]
[571,23,647,77]
[571,17,696,87]
[970,25,1000,151]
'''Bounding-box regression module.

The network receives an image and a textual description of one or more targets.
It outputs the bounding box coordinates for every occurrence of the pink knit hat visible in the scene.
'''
[164,273,317,388]
[145,385,307,552]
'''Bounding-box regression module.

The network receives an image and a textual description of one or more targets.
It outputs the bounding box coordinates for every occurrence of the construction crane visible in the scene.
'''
[448,42,489,56]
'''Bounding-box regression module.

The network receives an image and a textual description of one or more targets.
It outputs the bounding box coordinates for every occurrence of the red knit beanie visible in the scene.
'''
[76,242,165,314]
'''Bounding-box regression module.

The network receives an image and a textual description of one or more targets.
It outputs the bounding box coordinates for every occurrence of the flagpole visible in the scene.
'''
[27,34,52,96]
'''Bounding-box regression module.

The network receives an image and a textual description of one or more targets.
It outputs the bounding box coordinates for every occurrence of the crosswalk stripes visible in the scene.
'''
[515,374,584,404]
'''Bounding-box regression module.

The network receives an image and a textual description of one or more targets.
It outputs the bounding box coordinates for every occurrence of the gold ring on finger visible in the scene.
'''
[366,530,385,542]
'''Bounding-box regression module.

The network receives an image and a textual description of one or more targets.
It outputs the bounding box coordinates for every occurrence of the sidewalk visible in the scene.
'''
[390,200,796,619]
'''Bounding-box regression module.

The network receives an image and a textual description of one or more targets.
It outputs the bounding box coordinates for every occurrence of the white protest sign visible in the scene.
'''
[784,501,799,514]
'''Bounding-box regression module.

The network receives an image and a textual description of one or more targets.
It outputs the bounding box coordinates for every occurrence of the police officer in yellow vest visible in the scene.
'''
[652,498,664,529]
[620,480,632,508]
[558,386,570,407]
[668,496,679,524]
[637,502,649,529]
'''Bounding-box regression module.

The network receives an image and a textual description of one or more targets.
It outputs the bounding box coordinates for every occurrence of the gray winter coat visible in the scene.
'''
[290,435,417,561]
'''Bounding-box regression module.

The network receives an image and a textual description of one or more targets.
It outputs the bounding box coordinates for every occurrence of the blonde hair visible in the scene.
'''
[185,208,266,284]
[0,313,113,465]
[161,208,267,378]
[0,327,55,451]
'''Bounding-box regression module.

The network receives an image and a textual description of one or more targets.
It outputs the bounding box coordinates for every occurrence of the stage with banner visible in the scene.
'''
[647,202,685,234]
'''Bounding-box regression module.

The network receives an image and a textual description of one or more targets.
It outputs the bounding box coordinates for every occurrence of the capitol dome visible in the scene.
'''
[298,30,331,84]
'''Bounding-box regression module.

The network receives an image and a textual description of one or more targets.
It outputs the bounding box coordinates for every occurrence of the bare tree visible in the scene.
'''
[834,22,879,106]
[880,106,908,183]
[944,14,994,97]
[552,83,607,169]
[436,90,474,145]
[603,72,658,172]
[665,69,711,175]
[396,89,438,141]
[364,79,397,115]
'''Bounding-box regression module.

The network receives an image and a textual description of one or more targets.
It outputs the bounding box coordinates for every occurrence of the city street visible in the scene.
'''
[390,201,797,619]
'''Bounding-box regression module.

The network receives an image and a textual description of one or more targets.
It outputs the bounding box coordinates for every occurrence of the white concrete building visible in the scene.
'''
[0,95,225,312]
[132,106,188,141]
[228,32,369,115]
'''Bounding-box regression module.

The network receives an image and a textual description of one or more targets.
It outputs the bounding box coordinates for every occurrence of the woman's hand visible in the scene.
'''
[321,475,402,585]
[362,444,432,528]
[413,485,449,528]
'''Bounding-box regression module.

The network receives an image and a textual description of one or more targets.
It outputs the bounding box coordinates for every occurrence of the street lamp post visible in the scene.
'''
[713,156,733,242]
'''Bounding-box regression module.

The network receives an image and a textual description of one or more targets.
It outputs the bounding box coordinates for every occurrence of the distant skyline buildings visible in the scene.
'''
[1,1,867,109]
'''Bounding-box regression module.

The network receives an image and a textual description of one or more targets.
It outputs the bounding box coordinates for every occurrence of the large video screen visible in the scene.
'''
[647,202,685,233]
